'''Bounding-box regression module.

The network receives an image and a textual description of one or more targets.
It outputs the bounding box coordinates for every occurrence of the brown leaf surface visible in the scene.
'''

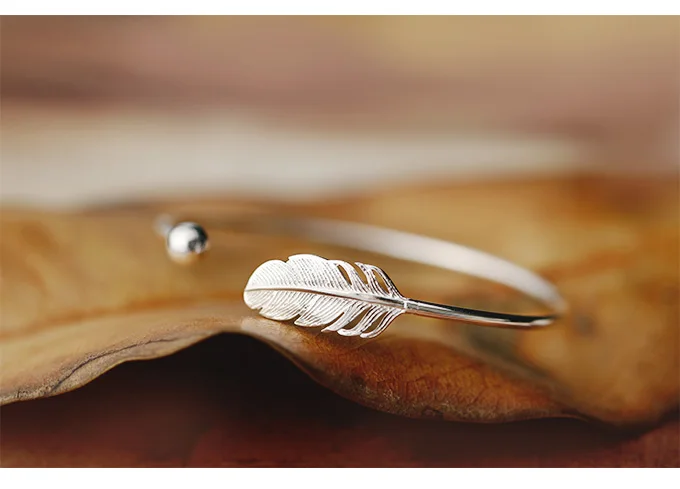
[2,335,678,467]
[1,176,678,425]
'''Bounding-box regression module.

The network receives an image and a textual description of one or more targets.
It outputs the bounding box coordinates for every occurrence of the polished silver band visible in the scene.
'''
[156,214,566,338]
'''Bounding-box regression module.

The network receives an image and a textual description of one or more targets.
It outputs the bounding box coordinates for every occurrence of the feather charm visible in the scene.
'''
[243,254,406,338]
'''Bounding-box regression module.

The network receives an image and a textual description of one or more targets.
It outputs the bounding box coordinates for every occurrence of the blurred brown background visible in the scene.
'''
[1,16,678,206]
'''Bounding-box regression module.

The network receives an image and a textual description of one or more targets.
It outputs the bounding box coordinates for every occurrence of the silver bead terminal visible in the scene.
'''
[156,216,210,265]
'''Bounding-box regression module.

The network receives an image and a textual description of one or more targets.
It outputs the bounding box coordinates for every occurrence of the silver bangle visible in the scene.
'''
[156,214,566,339]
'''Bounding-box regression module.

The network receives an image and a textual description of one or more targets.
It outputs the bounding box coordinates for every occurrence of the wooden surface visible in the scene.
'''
[1,335,678,467]
[1,176,678,431]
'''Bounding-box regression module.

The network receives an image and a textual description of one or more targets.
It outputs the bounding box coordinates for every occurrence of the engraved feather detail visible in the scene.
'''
[243,254,406,338]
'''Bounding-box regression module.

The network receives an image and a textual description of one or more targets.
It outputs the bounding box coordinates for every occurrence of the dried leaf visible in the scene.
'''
[3,336,678,467]
[1,177,677,425]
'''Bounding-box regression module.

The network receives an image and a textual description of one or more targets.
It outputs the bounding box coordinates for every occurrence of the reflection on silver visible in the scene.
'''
[244,254,406,339]
[157,214,567,338]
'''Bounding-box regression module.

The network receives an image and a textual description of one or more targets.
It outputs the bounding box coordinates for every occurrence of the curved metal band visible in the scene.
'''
[158,214,566,329]
[274,218,565,328]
